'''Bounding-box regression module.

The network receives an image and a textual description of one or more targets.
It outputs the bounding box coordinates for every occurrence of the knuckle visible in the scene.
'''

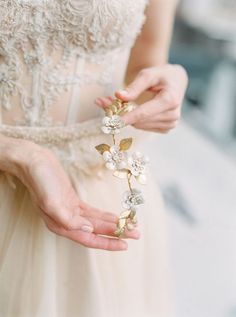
[173,64,188,81]
[132,110,144,123]
[163,91,181,110]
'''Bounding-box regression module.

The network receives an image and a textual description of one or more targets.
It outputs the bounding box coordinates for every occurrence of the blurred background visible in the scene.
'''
[144,0,236,316]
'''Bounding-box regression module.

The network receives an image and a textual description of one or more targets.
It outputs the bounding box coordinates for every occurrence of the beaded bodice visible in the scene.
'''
[0,0,148,127]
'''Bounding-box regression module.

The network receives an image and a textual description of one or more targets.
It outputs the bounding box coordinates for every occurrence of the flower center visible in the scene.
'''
[112,151,123,162]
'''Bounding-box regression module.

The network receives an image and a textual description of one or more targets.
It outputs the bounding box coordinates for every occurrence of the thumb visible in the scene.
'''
[77,216,94,233]
[115,69,157,101]
[52,206,94,232]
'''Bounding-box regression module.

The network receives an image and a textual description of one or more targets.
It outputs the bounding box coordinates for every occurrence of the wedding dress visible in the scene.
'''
[0,1,173,316]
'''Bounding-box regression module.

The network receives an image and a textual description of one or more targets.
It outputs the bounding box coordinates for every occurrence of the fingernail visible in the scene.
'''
[81,225,93,233]
[117,89,128,96]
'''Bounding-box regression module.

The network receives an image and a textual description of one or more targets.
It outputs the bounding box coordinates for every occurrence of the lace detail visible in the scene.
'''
[0,117,102,145]
[0,117,107,174]
[0,0,148,126]
[0,117,146,175]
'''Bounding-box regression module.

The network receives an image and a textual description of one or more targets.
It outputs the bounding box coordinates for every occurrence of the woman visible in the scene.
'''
[0,0,188,316]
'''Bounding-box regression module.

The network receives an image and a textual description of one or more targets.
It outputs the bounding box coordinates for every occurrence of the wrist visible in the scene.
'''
[0,135,43,176]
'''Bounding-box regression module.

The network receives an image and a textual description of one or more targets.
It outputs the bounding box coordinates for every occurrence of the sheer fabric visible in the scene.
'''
[0,1,173,316]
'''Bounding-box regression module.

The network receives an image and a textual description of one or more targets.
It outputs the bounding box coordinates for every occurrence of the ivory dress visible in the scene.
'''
[0,1,173,316]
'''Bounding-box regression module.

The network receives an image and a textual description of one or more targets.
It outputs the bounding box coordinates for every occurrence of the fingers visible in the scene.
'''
[133,120,179,132]
[86,216,140,240]
[121,97,166,126]
[42,201,140,251]
[41,199,94,232]
[79,200,118,223]
[79,201,140,239]
[69,231,128,251]
[115,68,159,101]
[43,213,129,251]
[121,86,182,129]
[95,96,114,109]
[52,221,128,251]
[156,109,181,122]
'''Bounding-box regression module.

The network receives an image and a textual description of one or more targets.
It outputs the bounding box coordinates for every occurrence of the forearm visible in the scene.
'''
[124,0,178,103]
[0,135,40,176]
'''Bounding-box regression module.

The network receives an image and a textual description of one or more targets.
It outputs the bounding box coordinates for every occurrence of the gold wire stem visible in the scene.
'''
[112,134,115,145]
[127,172,133,193]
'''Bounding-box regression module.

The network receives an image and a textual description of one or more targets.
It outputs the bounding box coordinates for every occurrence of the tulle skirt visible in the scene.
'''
[0,120,173,317]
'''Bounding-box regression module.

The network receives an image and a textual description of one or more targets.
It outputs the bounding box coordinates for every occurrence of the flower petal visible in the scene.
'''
[130,168,140,177]
[136,174,147,185]
[101,126,111,134]
[113,128,120,134]
[117,160,127,169]
[110,145,119,154]
[103,151,112,161]
[122,202,131,209]
[105,161,116,170]
[113,169,129,179]
[102,116,111,125]
[134,151,143,159]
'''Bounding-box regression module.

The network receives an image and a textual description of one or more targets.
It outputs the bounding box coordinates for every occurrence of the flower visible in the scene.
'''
[103,145,127,170]
[122,189,145,210]
[127,152,149,184]
[101,115,125,134]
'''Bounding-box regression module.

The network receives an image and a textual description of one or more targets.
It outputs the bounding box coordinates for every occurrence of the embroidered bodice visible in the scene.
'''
[0,0,148,127]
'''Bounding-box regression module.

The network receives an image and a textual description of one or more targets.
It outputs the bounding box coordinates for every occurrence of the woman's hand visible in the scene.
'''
[0,137,139,251]
[95,64,188,133]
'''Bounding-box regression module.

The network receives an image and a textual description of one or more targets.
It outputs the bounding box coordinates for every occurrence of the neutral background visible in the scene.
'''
[144,1,236,316]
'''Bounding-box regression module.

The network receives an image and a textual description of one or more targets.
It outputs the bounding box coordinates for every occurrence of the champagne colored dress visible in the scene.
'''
[0,1,173,316]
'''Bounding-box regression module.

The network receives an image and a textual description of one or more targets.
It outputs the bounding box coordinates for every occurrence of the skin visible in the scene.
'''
[0,0,187,251]
[95,0,188,134]
[0,136,137,251]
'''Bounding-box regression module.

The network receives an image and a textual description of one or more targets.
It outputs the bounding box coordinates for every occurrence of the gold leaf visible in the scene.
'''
[119,217,127,228]
[127,223,134,231]
[110,104,117,114]
[113,169,129,179]
[119,210,131,219]
[131,215,138,224]
[114,227,125,237]
[118,103,135,115]
[119,138,133,151]
[95,144,110,155]
[114,99,122,109]
[105,109,113,117]
[130,209,136,219]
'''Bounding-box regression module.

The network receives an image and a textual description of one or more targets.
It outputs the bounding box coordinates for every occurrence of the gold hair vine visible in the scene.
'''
[95,99,149,237]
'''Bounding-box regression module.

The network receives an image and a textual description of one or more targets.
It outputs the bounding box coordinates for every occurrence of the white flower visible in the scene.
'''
[122,189,145,210]
[103,145,127,170]
[127,152,149,184]
[101,115,125,134]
